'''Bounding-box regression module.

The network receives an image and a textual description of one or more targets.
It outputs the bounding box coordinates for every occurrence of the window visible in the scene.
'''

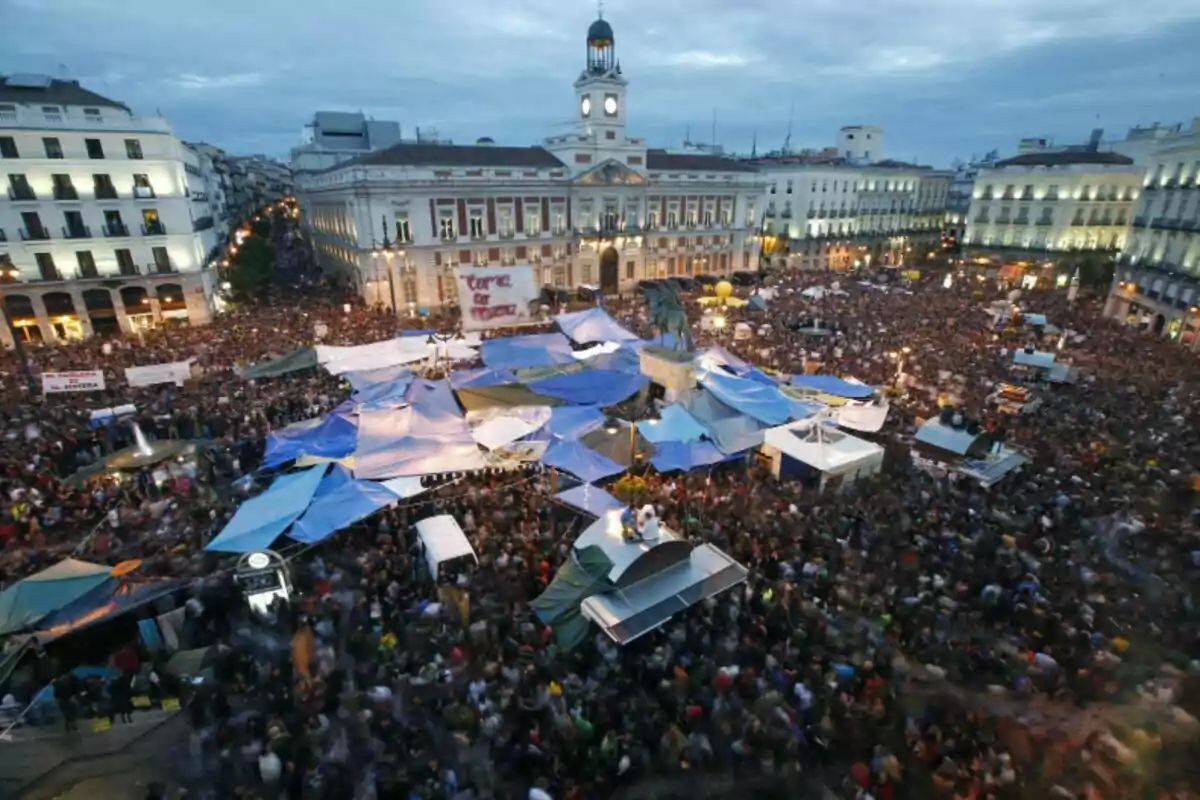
[152,246,172,273]
[93,174,118,200]
[582,264,593,283]
[142,208,164,235]
[703,209,713,227]
[21,211,46,239]
[83,108,101,121]
[125,139,144,159]
[133,173,154,199]
[438,211,456,240]
[626,260,635,279]
[666,207,678,228]
[115,248,137,276]
[551,206,566,235]
[76,250,98,278]
[647,208,659,229]
[35,253,58,281]
[64,210,87,237]
[52,174,77,201]
[85,138,104,159]
[8,173,35,201]
[394,212,412,243]
[43,137,63,159]
[721,204,732,226]
[603,202,618,232]
[0,137,17,158]
[468,209,485,238]
[524,207,540,236]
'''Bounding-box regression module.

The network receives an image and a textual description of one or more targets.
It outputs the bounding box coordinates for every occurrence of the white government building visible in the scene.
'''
[297,16,768,310]
[0,74,227,343]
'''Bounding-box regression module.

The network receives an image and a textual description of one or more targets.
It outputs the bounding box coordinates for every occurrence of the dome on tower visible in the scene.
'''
[587,17,614,44]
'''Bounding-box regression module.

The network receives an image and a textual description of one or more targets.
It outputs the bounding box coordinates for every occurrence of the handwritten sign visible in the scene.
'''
[42,370,106,393]
[454,266,539,331]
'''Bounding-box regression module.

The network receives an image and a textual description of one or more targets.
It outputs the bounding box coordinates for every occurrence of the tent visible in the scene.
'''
[34,577,185,643]
[554,484,625,518]
[762,420,884,488]
[405,378,461,413]
[540,439,625,482]
[352,405,487,479]
[529,405,606,441]
[790,374,874,399]
[528,369,648,407]
[530,545,614,649]
[448,367,518,389]
[682,391,767,454]
[205,465,329,552]
[1013,349,1056,369]
[649,440,732,472]
[237,346,318,379]
[553,307,640,344]
[637,403,708,444]
[580,423,655,467]
[415,515,477,580]
[470,408,553,450]
[351,376,414,411]
[0,559,114,635]
[914,418,992,457]
[343,363,416,391]
[699,369,796,426]
[481,333,576,370]
[288,470,415,544]
[262,410,358,469]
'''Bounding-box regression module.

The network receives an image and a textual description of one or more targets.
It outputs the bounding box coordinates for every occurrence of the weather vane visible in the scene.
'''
[598,0,603,19]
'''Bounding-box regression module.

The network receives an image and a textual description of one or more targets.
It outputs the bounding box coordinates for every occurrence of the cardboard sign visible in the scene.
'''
[42,370,106,393]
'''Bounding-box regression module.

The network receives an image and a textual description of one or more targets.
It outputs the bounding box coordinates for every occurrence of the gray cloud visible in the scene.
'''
[5,0,1199,164]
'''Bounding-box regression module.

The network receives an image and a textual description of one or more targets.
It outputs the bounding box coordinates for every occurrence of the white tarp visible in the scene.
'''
[317,337,477,375]
[125,358,195,388]
[763,420,884,480]
[352,406,487,479]
[415,515,477,580]
[836,400,890,433]
[457,266,539,331]
[468,406,553,450]
[42,370,105,393]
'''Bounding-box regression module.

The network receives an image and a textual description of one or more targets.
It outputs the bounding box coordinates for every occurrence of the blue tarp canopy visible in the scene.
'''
[584,346,643,375]
[697,345,749,371]
[650,440,733,472]
[683,391,767,454]
[289,474,403,544]
[638,404,708,444]
[0,559,114,635]
[482,333,576,370]
[263,410,358,469]
[400,329,436,337]
[529,405,605,441]
[790,374,874,399]
[1013,349,1056,369]
[351,376,414,410]
[449,367,518,389]
[747,294,767,311]
[700,370,795,426]
[351,404,486,479]
[915,419,986,456]
[555,484,625,517]
[553,307,640,344]
[529,369,648,407]
[406,378,462,413]
[343,364,414,392]
[741,367,778,386]
[205,465,328,553]
[540,439,625,482]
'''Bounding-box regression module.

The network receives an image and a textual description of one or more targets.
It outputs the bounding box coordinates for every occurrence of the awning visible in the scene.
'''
[528,405,606,441]
[790,374,874,399]
[448,367,518,389]
[456,385,562,414]
[637,403,708,444]
[0,559,114,635]
[649,440,733,472]
[289,476,415,544]
[205,465,328,552]
[262,410,358,469]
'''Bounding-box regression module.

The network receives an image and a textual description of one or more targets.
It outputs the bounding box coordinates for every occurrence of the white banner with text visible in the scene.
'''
[42,370,106,394]
[454,266,539,331]
[125,358,196,388]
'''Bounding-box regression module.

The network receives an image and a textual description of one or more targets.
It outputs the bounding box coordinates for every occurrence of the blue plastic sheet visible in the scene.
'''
[649,440,731,472]
[790,375,874,399]
[449,367,517,389]
[700,370,794,426]
[351,376,414,410]
[263,411,358,468]
[683,392,766,454]
[352,406,485,479]
[343,364,414,392]
[529,369,648,407]
[482,333,576,370]
[289,479,402,544]
[555,484,626,517]
[553,307,640,344]
[540,439,625,482]
[205,465,329,552]
[637,404,708,444]
[405,378,461,414]
[529,405,605,441]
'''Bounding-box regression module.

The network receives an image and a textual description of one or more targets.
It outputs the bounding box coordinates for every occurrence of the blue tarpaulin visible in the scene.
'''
[790,375,874,399]
[36,578,184,639]
[555,484,626,517]
[530,405,605,441]
[263,411,358,468]
[449,367,517,389]
[554,307,640,344]
[482,333,576,370]
[741,367,778,386]
[700,370,794,426]
[638,404,708,444]
[540,439,625,482]
[0,559,113,635]
[205,465,328,552]
[406,378,462,414]
[343,364,414,392]
[400,329,436,337]
[650,440,733,472]
[683,391,767,454]
[351,376,414,410]
[352,405,486,479]
[529,369,648,407]
[289,478,402,544]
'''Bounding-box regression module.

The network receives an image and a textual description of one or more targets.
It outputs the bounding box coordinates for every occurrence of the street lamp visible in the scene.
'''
[371,239,403,318]
[604,414,639,467]
[0,264,37,396]
[426,329,465,373]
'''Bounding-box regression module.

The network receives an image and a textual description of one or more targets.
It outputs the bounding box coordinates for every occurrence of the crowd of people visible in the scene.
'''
[0,224,1198,800]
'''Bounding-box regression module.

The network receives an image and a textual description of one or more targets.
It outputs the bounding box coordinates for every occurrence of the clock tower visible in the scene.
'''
[575,15,627,140]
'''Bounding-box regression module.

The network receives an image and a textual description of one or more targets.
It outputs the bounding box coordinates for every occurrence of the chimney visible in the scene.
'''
[1087,128,1103,152]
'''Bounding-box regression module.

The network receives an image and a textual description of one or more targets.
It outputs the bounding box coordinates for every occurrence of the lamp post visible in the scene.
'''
[426,329,465,374]
[605,414,638,468]
[371,237,402,321]
[0,264,37,396]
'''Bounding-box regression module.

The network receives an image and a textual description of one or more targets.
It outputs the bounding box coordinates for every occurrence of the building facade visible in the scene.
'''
[296,17,765,311]
[291,111,404,175]
[1106,130,1200,347]
[962,151,1142,262]
[0,75,223,344]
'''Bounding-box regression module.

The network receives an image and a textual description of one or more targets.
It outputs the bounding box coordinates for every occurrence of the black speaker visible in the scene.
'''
[940,406,955,425]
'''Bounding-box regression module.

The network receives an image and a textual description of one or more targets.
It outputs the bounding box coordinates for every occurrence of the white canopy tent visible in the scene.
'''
[761,419,884,489]
[415,515,477,580]
[317,337,478,375]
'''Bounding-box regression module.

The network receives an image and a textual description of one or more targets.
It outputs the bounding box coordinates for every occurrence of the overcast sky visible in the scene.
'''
[6,0,1200,165]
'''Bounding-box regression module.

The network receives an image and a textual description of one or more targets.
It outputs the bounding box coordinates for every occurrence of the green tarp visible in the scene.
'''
[530,545,613,650]
[455,385,563,413]
[237,347,318,379]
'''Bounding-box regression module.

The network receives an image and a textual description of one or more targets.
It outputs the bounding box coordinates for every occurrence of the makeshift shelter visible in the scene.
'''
[352,405,487,479]
[469,407,553,450]
[343,364,416,391]
[263,410,358,469]
[699,369,812,426]
[530,545,614,649]
[351,376,414,411]
[649,440,732,473]
[553,307,640,344]
[790,374,874,399]
[912,418,1027,487]
[0,559,114,635]
[481,333,576,370]
[554,484,625,518]
[528,369,648,407]
[1013,349,1056,369]
[448,367,518,389]
[237,346,318,379]
[581,423,655,467]
[914,418,993,457]
[540,439,625,482]
[456,385,561,414]
[637,403,707,444]
[34,576,184,643]
[529,405,606,441]
[288,469,415,544]
[571,510,748,645]
[761,420,884,488]
[682,391,767,454]
[205,465,329,553]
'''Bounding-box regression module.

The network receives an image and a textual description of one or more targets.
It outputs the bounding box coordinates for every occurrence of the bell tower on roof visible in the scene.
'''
[575,13,627,139]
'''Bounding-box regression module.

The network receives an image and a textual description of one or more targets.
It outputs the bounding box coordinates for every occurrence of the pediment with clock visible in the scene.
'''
[576,159,646,186]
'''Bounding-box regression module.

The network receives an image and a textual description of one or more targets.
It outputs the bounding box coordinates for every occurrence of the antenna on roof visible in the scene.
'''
[751,131,757,159]
[711,108,717,149]
[598,0,603,18]
[783,99,795,154]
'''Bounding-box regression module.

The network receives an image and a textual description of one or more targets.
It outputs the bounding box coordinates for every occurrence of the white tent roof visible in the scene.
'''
[763,420,883,473]
[415,515,477,578]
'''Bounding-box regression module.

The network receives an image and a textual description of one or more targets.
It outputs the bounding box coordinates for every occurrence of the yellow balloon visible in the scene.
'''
[715,280,733,299]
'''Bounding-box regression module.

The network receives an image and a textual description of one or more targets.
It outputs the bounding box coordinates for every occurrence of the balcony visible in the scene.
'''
[7,187,37,202]
[19,227,51,241]
[1143,183,1158,192]
[1014,218,1030,226]
[148,263,178,275]
[1070,219,1085,227]
[133,186,156,200]
[1132,217,1148,228]
[33,269,65,282]
[116,264,142,277]
[1036,219,1054,226]
[498,227,516,239]
[62,225,91,239]
[141,221,167,236]
[95,186,119,200]
[1019,193,1034,201]
[103,222,131,237]
[192,216,215,232]
[53,186,79,201]
[973,216,990,224]
[1164,178,1178,189]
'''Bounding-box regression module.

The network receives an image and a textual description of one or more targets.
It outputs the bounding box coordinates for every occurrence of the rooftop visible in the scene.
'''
[993,151,1135,168]
[330,142,567,172]
[0,75,129,112]
[646,150,756,173]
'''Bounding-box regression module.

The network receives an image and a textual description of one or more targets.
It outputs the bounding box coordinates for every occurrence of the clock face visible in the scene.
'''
[604,96,618,116]
[581,96,591,117]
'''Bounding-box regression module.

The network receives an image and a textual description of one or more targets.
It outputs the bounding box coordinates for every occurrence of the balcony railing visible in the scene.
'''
[141,222,167,236]
[116,264,141,277]
[192,216,215,232]
[73,269,101,280]
[19,227,51,241]
[1036,219,1054,226]
[7,187,36,201]
[149,263,178,275]
[95,186,119,200]
[53,186,79,201]
[62,225,91,239]
[1132,217,1148,227]
[133,186,156,199]
[103,222,130,237]
[33,270,64,282]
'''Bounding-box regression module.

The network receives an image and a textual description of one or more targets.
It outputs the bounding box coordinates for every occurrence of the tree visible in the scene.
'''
[251,217,272,239]
[228,235,276,296]
[1076,255,1115,291]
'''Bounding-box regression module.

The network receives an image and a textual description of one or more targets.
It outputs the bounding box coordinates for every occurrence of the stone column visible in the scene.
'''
[0,315,14,350]
[30,293,56,344]
[149,294,163,325]
[110,290,134,335]
[68,289,94,339]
